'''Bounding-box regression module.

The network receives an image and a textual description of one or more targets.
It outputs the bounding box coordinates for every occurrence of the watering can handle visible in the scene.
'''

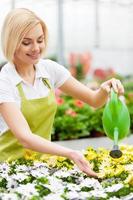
[110,89,118,105]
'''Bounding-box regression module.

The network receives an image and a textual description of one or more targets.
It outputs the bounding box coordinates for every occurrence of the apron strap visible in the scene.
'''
[17,83,26,100]
[16,78,52,100]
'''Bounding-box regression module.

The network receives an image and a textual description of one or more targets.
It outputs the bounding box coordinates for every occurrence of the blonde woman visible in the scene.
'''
[0,8,124,177]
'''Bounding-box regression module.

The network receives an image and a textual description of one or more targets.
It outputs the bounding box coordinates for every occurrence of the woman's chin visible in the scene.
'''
[28,57,40,64]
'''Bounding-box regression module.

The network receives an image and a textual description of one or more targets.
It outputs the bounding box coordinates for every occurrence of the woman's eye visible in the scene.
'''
[22,39,44,45]
[22,42,30,46]
[38,40,43,43]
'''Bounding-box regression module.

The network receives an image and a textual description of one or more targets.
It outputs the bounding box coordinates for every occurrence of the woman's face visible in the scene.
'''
[14,23,45,66]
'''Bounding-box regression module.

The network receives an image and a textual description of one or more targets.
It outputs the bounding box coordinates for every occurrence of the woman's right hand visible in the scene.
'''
[68,150,98,177]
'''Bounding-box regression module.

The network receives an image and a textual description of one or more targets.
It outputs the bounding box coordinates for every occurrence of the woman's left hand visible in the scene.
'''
[100,78,124,95]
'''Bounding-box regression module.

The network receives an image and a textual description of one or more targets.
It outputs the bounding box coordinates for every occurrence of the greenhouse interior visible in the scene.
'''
[0,0,133,199]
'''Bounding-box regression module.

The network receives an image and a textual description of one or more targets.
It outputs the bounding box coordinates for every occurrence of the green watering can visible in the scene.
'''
[102,89,130,158]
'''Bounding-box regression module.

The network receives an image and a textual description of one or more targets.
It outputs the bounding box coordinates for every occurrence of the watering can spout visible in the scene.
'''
[110,145,122,158]
[110,127,122,158]
[102,89,130,158]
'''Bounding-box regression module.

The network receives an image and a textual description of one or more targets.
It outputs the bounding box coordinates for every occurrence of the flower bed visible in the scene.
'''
[53,94,104,141]
[0,145,133,200]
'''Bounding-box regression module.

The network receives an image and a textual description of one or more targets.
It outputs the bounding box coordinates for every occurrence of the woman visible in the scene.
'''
[0,8,124,177]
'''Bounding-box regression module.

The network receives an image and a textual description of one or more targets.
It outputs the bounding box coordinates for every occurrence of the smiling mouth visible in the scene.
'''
[27,53,40,59]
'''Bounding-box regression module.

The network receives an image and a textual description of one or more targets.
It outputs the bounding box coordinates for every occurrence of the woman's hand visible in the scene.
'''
[68,150,98,177]
[100,78,124,95]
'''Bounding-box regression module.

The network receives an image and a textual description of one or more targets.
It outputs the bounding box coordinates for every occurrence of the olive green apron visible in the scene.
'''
[0,79,57,162]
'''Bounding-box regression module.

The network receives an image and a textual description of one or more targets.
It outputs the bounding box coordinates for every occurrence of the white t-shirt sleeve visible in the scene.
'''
[43,59,71,88]
[0,77,16,104]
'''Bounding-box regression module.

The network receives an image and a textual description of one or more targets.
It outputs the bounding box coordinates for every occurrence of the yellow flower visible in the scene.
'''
[24,149,37,160]
[85,146,98,161]
[86,151,97,161]
[124,173,133,186]
[97,171,106,179]
[40,154,57,167]
[56,156,66,162]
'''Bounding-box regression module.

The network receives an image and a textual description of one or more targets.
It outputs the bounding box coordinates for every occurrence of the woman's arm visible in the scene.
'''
[0,102,97,177]
[59,76,124,108]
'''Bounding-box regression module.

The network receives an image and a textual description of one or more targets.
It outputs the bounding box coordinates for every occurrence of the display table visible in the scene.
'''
[55,135,133,150]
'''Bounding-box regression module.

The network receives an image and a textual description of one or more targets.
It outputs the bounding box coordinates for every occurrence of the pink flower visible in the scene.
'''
[56,97,64,105]
[74,100,84,108]
[65,109,77,117]
[79,52,92,75]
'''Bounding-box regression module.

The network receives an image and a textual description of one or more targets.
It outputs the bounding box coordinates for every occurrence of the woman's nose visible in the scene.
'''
[31,42,40,52]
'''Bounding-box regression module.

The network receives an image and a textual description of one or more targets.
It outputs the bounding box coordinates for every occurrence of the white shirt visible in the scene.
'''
[0,59,71,135]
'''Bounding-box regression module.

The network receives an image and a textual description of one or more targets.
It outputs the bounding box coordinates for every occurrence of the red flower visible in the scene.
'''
[65,109,77,117]
[56,97,64,105]
[74,100,84,108]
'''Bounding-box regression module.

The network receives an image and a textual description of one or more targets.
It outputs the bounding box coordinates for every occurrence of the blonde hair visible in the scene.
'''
[1,8,48,62]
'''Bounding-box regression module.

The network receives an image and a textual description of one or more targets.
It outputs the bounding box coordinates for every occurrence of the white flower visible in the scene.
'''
[6,178,18,190]
[105,183,124,193]
[80,177,102,190]
[0,193,18,200]
[66,183,80,192]
[39,167,49,175]
[15,165,29,173]
[30,164,49,177]
[89,190,107,198]
[33,161,48,168]
[0,172,9,179]
[48,176,64,192]
[78,191,92,199]
[108,197,120,200]
[12,173,28,181]
[30,169,45,177]
[54,170,70,178]
[125,164,133,171]
[15,183,38,197]
[30,167,49,177]
[123,193,133,200]
[66,191,79,199]
[0,163,9,173]
[45,193,63,200]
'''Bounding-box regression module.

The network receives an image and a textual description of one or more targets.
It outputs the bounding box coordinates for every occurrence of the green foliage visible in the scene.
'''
[123,79,133,132]
[36,177,49,185]
[81,186,94,192]
[20,175,35,184]
[30,196,41,200]
[35,185,51,197]
[60,176,78,184]
[126,98,133,133]
[0,178,7,189]
[107,185,133,198]
[53,94,104,141]
[89,108,104,134]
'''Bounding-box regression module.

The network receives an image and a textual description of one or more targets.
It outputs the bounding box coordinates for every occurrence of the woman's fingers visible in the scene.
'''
[101,78,124,95]
[111,78,124,94]
[100,83,111,94]
[111,78,118,93]
[74,155,98,177]
[84,169,98,177]
[115,79,124,94]
[69,150,97,177]
[80,159,98,177]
